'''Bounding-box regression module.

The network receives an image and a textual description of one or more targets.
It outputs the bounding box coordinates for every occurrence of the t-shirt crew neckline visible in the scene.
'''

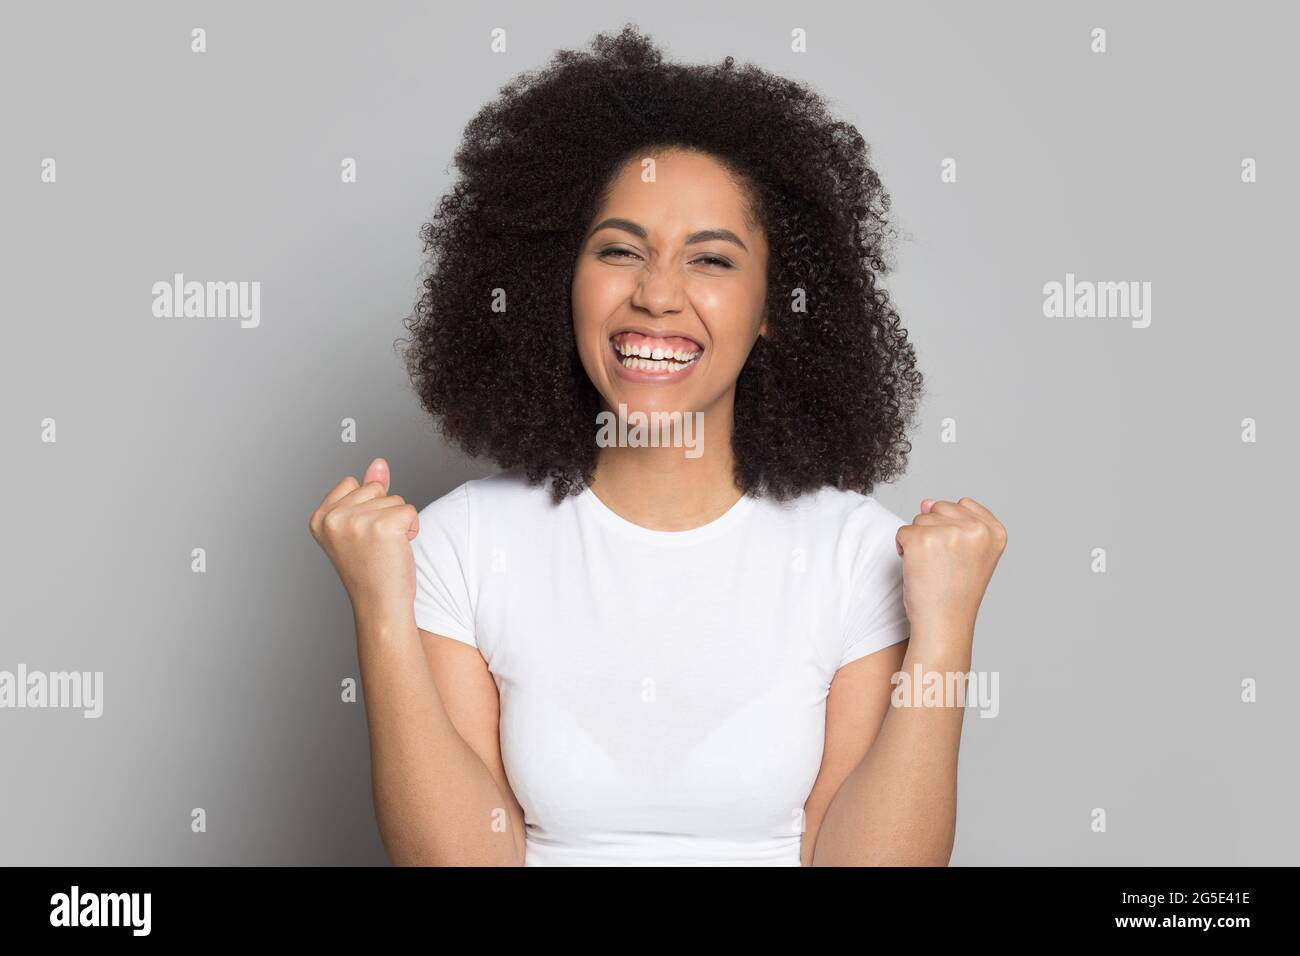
[577,483,758,547]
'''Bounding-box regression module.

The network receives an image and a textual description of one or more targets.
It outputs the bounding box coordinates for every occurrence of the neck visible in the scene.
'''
[588,394,743,532]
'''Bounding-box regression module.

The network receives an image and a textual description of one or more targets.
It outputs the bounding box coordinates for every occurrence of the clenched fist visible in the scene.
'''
[308,457,420,619]
[895,497,1007,642]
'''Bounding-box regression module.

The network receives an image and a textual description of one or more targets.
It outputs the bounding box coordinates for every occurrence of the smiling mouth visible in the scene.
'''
[609,331,703,374]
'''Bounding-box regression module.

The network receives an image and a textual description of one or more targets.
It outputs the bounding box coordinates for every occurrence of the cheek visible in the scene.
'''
[696,283,764,357]
[698,276,763,317]
[572,265,623,337]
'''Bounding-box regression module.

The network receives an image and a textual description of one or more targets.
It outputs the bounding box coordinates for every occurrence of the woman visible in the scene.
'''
[309,25,1006,866]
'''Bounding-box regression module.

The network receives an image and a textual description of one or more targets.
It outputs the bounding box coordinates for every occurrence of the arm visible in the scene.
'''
[808,623,970,866]
[354,605,526,866]
[310,457,526,867]
[808,495,1005,866]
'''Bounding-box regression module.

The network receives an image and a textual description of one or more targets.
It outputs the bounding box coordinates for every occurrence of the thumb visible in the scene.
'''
[363,457,390,494]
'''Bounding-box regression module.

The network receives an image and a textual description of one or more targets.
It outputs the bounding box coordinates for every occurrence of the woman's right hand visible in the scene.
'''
[308,457,419,619]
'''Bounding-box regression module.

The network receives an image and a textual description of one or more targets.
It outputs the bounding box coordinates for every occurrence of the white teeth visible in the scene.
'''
[612,338,701,367]
[620,355,694,373]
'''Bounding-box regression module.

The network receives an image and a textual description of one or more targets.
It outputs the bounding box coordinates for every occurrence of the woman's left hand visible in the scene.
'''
[895,497,1007,644]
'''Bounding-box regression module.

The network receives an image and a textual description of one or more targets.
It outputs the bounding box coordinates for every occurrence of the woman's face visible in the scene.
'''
[572,148,769,419]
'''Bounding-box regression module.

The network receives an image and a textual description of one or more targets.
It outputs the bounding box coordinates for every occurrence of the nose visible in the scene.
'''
[629,258,685,316]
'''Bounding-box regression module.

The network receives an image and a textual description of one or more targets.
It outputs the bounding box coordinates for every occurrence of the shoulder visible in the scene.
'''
[414,478,470,540]
[776,484,909,538]
[416,468,562,526]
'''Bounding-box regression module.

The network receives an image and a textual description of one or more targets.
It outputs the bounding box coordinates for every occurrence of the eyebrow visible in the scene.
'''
[587,217,749,253]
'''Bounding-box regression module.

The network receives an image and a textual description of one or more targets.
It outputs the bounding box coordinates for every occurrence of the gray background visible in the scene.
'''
[2,0,1295,865]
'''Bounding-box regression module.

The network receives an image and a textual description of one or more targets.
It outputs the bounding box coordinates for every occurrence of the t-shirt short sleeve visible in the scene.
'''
[410,483,477,648]
[838,506,911,669]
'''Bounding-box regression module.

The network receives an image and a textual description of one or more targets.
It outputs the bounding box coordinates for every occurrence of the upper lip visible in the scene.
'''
[608,326,705,351]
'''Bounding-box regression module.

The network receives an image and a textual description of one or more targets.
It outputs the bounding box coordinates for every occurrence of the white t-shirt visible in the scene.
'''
[410,468,910,866]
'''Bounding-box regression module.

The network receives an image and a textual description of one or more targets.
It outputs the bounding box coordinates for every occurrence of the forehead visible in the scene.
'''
[596,149,756,234]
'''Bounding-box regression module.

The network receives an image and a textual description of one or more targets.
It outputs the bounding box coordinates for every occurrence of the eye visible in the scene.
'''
[597,247,642,262]
[692,255,734,269]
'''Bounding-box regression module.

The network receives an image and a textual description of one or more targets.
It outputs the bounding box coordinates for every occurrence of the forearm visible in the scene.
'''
[812,623,972,866]
[353,605,522,866]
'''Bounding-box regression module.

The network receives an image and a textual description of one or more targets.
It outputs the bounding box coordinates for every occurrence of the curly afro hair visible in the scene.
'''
[401,23,923,503]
